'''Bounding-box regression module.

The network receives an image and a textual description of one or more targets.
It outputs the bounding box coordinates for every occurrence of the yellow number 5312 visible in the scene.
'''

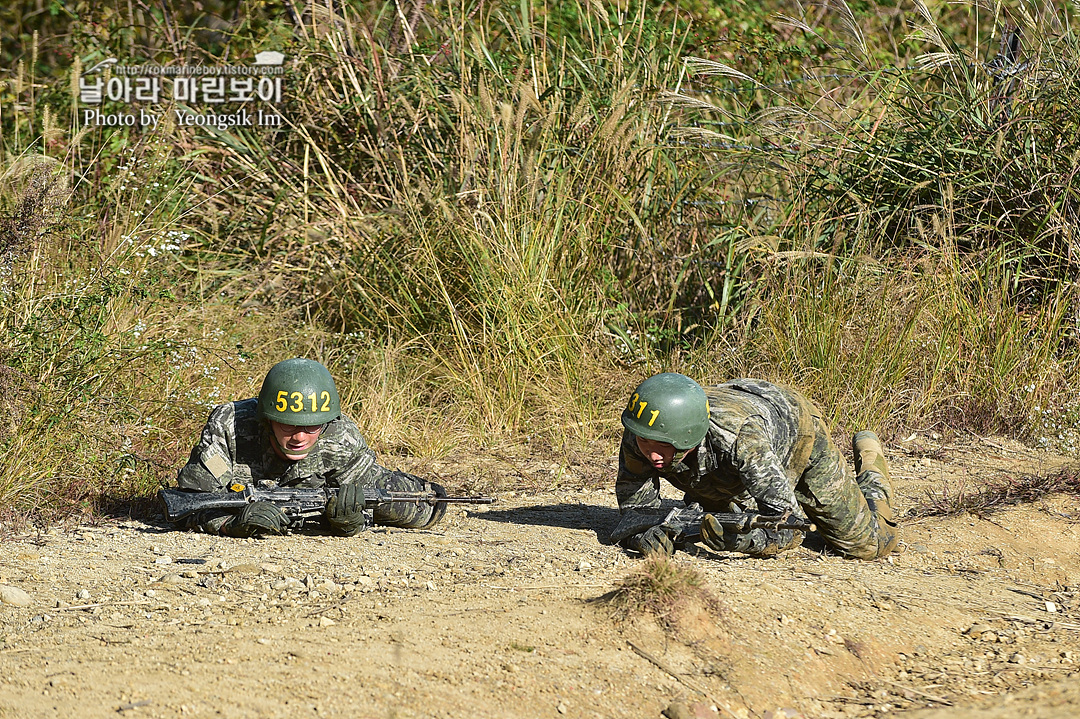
[275,390,332,412]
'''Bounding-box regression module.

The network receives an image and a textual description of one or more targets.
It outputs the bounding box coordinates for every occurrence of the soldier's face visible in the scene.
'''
[269,420,326,460]
[635,436,678,469]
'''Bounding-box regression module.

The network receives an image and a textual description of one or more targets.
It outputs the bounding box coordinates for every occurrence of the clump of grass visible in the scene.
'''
[0,154,68,263]
[604,555,723,633]
[0,364,35,434]
[173,0,745,449]
[673,0,1080,285]
[0,136,323,528]
[911,465,1080,518]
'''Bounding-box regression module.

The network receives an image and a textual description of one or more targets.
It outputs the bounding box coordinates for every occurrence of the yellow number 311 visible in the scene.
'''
[626,393,660,427]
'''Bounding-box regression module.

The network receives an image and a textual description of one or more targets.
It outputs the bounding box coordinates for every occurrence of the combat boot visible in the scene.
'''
[853,430,899,556]
[853,430,891,501]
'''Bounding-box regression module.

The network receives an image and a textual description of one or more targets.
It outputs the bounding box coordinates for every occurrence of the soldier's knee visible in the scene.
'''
[842,514,899,560]
[822,511,899,560]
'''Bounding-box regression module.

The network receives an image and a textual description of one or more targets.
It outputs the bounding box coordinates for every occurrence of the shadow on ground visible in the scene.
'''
[473,504,622,544]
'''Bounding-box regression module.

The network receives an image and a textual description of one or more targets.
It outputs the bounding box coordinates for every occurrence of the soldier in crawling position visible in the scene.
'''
[614,373,899,560]
[174,358,444,537]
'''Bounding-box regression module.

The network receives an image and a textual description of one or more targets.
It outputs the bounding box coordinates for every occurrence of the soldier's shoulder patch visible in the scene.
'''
[203,453,230,479]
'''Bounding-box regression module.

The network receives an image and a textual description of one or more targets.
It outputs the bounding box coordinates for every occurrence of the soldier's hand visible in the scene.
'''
[223,501,289,537]
[700,514,758,553]
[326,482,368,536]
[625,526,675,557]
[701,515,800,557]
[749,528,801,557]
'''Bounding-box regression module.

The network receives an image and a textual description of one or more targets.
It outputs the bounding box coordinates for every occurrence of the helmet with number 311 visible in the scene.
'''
[256,358,342,426]
[621,373,709,450]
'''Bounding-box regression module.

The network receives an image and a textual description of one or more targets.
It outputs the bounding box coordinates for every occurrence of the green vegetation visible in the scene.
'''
[2,0,1079,524]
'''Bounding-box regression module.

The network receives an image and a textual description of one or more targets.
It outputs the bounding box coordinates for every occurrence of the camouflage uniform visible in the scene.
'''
[176,398,436,534]
[617,379,899,559]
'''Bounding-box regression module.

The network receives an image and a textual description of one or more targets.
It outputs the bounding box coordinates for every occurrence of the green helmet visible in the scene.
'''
[256,358,341,426]
[621,373,710,450]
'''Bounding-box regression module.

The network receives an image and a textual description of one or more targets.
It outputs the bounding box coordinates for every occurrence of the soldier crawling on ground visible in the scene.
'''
[612,373,899,560]
[171,358,446,537]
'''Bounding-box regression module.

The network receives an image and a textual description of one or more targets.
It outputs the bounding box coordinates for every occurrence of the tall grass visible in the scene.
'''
[684,0,1080,280]
[169,1,751,444]
[668,0,1080,439]
[3,1,1080,525]
[736,242,1079,439]
[0,143,285,523]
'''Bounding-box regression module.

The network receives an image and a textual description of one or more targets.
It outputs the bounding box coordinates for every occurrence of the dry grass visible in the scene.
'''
[0,155,68,262]
[2,2,1080,527]
[911,465,1080,519]
[603,555,723,635]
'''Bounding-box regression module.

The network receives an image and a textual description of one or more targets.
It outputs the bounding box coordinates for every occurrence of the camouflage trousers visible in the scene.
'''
[795,419,899,560]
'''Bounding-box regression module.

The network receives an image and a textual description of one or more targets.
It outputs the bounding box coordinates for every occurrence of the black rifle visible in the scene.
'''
[610,503,816,545]
[159,483,496,527]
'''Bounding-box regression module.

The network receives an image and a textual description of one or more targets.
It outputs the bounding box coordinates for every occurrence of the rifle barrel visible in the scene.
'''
[384,494,497,504]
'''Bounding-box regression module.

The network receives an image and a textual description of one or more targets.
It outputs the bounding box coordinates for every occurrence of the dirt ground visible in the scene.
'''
[2,433,1079,719]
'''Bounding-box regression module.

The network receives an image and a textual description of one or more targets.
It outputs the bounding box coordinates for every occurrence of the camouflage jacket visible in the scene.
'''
[616,379,819,518]
[175,399,436,533]
[176,398,392,493]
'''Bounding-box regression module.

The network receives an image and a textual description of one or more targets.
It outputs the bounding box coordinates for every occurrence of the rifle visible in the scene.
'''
[159,483,496,528]
[610,503,816,545]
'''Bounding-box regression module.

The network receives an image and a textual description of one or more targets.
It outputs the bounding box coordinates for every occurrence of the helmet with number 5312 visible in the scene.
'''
[256,358,341,426]
[621,373,709,451]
